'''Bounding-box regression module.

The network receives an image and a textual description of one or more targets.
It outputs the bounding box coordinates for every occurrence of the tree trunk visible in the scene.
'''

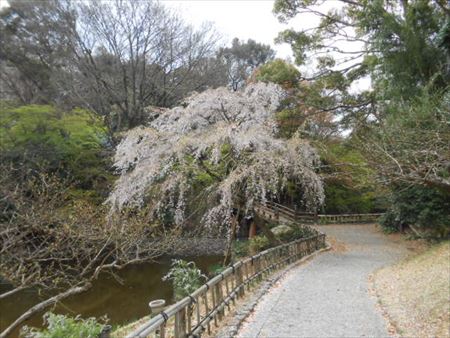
[248,221,257,238]
[223,213,239,266]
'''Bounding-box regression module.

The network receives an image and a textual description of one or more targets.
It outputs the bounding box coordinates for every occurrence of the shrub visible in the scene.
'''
[162,259,207,300]
[21,312,105,338]
[249,235,270,254]
[380,185,450,238]
[233,240,250,258]
[278,225,318,242]
[207,263,226,277]
[0,104,111,199]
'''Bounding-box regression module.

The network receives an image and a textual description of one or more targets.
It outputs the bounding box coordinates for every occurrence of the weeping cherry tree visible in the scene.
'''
[108,82,324,247]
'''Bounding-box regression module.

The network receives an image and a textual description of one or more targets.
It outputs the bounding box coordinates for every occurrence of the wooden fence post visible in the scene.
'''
[236,265,244,297]
[174,308,186,338]
[215,283,225,320]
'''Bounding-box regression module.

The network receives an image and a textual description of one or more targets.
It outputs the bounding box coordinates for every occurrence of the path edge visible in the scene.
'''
[216,245,332,338]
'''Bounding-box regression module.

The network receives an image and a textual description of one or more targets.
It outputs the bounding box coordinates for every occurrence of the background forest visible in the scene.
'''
[0,0,449,336]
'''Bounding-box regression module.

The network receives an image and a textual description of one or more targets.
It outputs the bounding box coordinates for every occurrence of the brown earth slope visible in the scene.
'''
[372,241,450,337]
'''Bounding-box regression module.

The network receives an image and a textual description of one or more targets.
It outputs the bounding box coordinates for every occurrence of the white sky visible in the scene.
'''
[163,0,295,59]
[163,0,369,89]
[0,0,368,90]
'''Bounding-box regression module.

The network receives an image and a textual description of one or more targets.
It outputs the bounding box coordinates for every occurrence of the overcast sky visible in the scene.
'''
[163,0,294,59]
[162,0,367,85]
[0,0,368,89]
[0,0,294,58]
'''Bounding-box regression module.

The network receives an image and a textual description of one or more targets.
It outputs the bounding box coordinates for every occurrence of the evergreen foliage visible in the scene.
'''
[255,59,301,88]
[380,185,450,238]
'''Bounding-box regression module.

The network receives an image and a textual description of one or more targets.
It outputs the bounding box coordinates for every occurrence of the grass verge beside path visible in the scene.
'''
[372,240,450,337]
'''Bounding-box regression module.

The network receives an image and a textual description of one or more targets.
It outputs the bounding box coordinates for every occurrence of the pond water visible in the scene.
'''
[0,255,222,337]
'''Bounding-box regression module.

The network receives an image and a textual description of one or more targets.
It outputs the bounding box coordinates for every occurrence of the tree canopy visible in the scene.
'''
[108,82,324,233]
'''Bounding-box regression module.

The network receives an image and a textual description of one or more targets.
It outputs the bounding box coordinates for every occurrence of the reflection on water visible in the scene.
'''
[0,255,221,337]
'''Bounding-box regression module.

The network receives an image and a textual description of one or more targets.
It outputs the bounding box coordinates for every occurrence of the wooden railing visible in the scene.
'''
[255,201,383,225]
[126,202,382,338]
[255,201,318,224]
[126,233,326,338]
[317,213,384,224]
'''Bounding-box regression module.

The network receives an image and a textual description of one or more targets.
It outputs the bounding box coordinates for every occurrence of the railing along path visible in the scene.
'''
[126,202,383,337]
[127,204,326,338]
[256,201,383,224]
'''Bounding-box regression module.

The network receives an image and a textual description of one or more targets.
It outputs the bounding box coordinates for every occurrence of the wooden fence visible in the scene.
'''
[126,233,326,338]
[317,213,384,224]
[255,201,383,225]
[255,201,318,224]
[125,202,382,338]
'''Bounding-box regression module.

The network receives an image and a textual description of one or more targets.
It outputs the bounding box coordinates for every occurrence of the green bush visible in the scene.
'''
[207,263,226,277]
[232,240,250,258]
[232,236,271,258]
[380,185,450,238]
[162,259,207,300]
[276,226,318,242]
[320,141,386,214]
[249,235,270,253]
[21,312,105,338]
[0,105,106,162]
[0,104,112,202]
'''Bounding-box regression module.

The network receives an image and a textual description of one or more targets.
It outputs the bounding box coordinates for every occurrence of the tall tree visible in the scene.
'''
[66,0,223,130]
[0,0,74,104]
[274,0,450,234]
[108,82,324,235]
[218,38,276,91]
[273,0,449,126]
[0,0,227,131]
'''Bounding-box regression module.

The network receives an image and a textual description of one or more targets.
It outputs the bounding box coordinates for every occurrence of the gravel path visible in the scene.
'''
[237,224,407,338]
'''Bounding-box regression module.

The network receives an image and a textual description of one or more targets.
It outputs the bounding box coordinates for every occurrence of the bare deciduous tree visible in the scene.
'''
[218,38,276,91]
[0,167,177,337]
[66,0,223,130]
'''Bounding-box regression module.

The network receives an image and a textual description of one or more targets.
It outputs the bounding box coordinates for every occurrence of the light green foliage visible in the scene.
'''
[0,104,106,160]
[21,312,104,338]
[319,140,386,214]
[275,225,319,243]
[207,263,226,277]
[249,235,271,253]
[0,104,111,200]
[232,240,250,258]
[162,259,207,300]
[255,59,300,88]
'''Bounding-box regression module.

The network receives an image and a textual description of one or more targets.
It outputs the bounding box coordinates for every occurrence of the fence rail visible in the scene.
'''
[126,202,382,338]
[256,201,383,225]
[126,233,326,338]
[317,213,384,224]
[255,201,317,224]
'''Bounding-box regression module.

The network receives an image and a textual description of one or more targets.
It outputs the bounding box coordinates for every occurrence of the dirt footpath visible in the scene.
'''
[237,224,407,338]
